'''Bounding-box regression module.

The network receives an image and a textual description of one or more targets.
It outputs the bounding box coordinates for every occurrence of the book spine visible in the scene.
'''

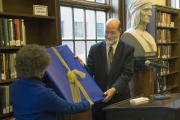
[19,19,23,46]
[0,86,3,115]
[9,85,12,112]
[3,53,6,80]
[166,13,169,27]
[0,53,5,80]
[0,54,1,81]
[15,19,20,46]
[157,11,159,26]
[2,18,9,47]
[5,53,8,80]
[156,29,159,43]
[161,45,163,58]
[8,54,11,79]
[165,29,167,43]
[10,19,14,46]
[21,19,26,46]
[5,85,9,113]
[157,45,160,58]
[164,13,166,27]
[0,86,6,114]
[10,54,13,79]
[0,18,4,47]
[11,53,14,79]
[7,19,12,47]
[158,29,161,43]
[13,19,17,46]
[161,13,163,26]
[13,53,17,78]
[0,87,3,114]
[0,85,12,115]
[159,11,161,26]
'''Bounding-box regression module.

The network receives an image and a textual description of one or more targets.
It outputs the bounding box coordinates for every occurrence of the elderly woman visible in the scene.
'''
[11,44,93,120]
[121,0,157,57]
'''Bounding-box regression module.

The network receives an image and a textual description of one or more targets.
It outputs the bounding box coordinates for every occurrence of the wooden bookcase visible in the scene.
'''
[0,1,92,120]
[0,0,60,118]
[147,4,180,94]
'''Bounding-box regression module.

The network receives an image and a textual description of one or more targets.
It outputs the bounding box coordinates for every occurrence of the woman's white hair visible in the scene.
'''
[126,0,152,30]
[15,44,52,78]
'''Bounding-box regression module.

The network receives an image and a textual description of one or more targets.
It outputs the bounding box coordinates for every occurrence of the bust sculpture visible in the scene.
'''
[121,0,157,57]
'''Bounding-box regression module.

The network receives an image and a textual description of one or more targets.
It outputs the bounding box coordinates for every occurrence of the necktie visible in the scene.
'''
[108,46,113,72]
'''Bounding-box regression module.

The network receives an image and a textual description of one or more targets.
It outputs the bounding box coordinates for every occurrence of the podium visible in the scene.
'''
[130,57,162,97]
[103,93,180,120]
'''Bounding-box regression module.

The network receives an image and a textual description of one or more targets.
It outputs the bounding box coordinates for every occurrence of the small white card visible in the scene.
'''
[130,97,149,104]
[33,5,48,16]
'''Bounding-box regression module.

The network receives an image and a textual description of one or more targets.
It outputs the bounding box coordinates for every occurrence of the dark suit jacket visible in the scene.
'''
[84,39,135,105]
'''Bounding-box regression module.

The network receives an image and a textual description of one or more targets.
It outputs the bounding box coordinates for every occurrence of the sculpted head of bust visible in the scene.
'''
[121,0,157,57]
[127,0,152,30]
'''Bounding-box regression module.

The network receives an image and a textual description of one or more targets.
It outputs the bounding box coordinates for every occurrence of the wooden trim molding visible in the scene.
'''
[59,0,111,11]
[152,4,180,13]
[120,0,126,33]
[166,0,171,7]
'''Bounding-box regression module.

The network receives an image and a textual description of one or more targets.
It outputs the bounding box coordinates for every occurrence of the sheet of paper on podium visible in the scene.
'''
[45,45,106,103]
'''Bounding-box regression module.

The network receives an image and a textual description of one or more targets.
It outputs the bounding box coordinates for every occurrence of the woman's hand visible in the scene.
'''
[88,100,94,107]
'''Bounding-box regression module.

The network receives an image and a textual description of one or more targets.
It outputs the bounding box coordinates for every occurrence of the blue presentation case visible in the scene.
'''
[45,45,106,103]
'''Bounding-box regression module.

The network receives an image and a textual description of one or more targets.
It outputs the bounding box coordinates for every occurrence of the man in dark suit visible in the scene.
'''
[75,18,135,120]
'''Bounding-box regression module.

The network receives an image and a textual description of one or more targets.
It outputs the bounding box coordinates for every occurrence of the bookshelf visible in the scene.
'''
[0,0,60,118]
[147,4,180,94]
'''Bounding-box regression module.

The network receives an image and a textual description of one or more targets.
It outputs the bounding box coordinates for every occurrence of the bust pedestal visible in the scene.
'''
[130,69,154,97]
[129,57,162,97]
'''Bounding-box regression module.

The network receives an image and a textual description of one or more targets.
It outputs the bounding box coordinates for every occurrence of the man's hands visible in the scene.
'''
[74,56,84,67]
[75,55,116,103]
[102,87,117,102]
[88,100,94,107]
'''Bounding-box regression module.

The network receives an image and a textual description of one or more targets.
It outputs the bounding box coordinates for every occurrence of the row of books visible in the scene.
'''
[157,61,170,93]
[0,85,12,115]
[1,117,15,120]
[161,61,170,75]
[156,29,171,43]
[157,45,171,59]
[0,18,26,47]
[0,53,17,81]
[157,11,173,27]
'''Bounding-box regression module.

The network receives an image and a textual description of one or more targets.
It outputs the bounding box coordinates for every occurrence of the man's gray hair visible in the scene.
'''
[126,0,152,30]
[15,44,52,78]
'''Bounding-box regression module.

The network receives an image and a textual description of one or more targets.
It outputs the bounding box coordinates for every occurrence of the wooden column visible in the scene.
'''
[63,110,92,120]
[129,69,154,97]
